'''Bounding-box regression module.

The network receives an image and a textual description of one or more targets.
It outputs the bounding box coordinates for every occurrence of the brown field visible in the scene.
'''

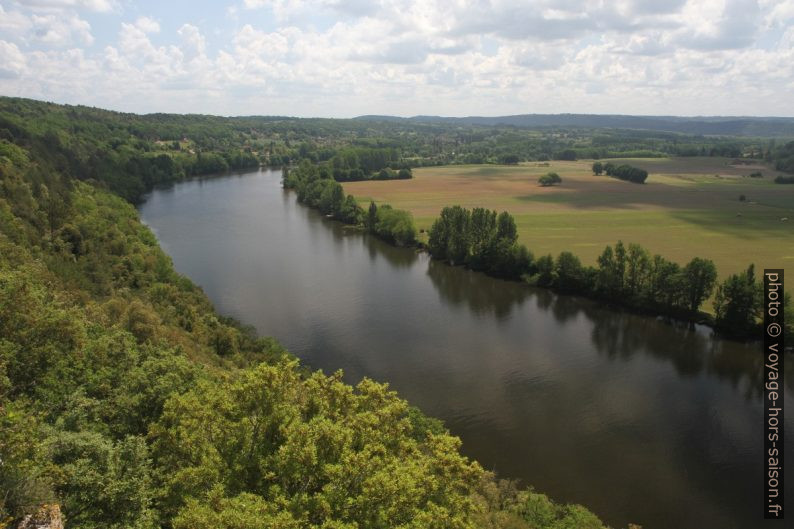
[344,157,794,288]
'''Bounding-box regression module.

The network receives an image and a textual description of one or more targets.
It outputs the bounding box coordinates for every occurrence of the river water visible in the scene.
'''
[139,168,792,529]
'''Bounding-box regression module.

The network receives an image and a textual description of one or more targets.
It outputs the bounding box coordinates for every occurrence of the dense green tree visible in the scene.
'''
[534,255,555,287]
[429,206,470,264]
[538,172,562,186]
[367,201,378,229]
[339,194,363,224]
[680,257,718,315]
[555,252,586,293]
[372,205,417,246]
[596,244,622,298]
[496,211,518,244]
[645,255,682,309]
[468,208,498,270]
[604,164,648,184]
[319,181,345,215]
[49,432,156,529]
[152,363,482,528]
[554,149,577,161]
[714,264,762,336]
[624,243,650,300]
[428,207,531,280]
[592,162,603,175]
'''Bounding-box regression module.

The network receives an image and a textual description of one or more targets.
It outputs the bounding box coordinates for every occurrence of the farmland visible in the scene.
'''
[344,157,794,284]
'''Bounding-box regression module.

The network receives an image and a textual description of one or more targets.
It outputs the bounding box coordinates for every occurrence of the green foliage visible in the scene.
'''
[770,140,794,174]
[367,201,378,229]
[285,161,416,246]
[428,207,531,280]
[2,96,769,201]
[525,239,720,321]
[555,252,586,293]
[554,149,577,161]
[603,163,648,184]
[48,432,156,529]
[538,172,562,186]
[152,363,484,528]
[680,258,718,314]
[0,98,262,202]
[330,147,401,181]
[520,492,603,529]
[372,205,418,246]
[0,401,54,524]
[713,264,763,336]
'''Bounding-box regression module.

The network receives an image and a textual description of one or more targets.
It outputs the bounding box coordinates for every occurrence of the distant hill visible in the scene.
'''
[354,113,794,136]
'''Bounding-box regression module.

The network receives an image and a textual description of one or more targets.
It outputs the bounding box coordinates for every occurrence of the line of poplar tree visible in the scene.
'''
[428,205,790,338]
[428,206,532,279]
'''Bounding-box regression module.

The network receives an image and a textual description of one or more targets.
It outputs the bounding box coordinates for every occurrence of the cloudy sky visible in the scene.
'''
[0,0,793,117]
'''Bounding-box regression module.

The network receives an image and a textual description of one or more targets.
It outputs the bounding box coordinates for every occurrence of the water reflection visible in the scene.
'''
[364,234,419,268]
[582,302,792,399]
[426,258,529,319]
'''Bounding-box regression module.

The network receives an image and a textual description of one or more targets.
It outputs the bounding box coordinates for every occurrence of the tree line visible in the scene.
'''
[770,140,794,173]
[428,206,532,280]
[593,162,649,183]
[328,146,413,181]
[283,160,417,246]
[427,206,791,339]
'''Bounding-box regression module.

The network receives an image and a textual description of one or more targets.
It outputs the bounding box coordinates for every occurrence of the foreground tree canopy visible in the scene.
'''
[0,100,611,527]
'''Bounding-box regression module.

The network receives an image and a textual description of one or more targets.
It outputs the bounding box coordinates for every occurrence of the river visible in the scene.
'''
[139,168,792,529]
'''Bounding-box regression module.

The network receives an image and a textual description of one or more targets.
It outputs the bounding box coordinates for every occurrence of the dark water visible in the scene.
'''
[139,168,792,529]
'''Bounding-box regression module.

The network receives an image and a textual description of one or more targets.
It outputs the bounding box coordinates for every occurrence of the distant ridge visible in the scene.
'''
[354,113,794,136]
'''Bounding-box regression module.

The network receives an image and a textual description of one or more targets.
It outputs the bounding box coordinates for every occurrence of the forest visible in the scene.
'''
[2,96,792,206]
[1,100,615,528]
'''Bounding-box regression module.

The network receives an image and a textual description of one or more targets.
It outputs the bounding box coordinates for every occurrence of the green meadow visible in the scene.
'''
[344,157,794,286]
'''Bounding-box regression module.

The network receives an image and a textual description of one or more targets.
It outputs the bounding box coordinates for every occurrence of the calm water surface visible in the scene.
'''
[139,168,793,529]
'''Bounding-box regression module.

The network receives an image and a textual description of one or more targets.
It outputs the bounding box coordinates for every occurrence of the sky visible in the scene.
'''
[0,0,793,118]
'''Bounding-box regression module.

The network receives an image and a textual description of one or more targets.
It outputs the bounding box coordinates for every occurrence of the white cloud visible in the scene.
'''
[762,0,794,26]
[0,40,27,78]
[13,0,116,12]
[135,16,161,34]
[31,12,94,46]
[1,0,793,116]
[178,24,206,60]
[0,6,34,37]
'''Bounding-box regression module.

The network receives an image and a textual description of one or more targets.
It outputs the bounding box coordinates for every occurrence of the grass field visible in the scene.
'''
[344,157,794,290]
